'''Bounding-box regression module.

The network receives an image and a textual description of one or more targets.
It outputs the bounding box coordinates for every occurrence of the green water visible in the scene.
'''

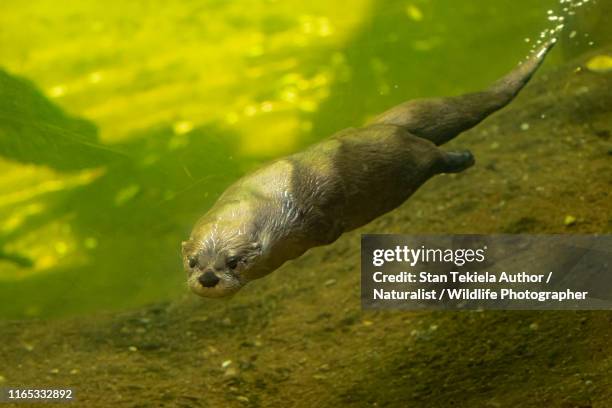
[0,0,608,318]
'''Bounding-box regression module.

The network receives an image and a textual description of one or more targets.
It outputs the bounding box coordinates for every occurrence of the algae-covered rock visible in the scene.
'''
[0,70,117,170]
[585,54,612,73]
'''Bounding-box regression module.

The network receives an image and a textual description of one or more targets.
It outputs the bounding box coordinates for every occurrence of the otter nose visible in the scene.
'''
[198,271,220,288]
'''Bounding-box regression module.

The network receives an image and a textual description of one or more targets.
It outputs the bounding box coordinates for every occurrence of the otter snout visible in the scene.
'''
[198,271,220,288]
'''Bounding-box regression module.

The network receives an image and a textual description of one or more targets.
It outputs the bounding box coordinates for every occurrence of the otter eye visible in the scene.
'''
[188,257,198,268]
[226,256,240,270]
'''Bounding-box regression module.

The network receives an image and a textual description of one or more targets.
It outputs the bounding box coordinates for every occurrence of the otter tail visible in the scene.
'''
[372,39,556,145]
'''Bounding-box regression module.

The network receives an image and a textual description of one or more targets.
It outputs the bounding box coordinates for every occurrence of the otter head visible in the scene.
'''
[182,214,265,298]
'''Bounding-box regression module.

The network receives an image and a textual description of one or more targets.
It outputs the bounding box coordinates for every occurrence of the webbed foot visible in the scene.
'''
[441,150,475,173]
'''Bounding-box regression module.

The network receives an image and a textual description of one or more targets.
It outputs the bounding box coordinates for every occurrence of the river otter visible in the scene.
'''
[182,39,556,298]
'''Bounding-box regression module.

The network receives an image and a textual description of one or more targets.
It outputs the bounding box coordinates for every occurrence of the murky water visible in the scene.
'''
[0,0,608,318]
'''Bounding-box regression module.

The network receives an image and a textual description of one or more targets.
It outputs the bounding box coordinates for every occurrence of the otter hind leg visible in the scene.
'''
[439,150,475,173]
[373,39,556,146]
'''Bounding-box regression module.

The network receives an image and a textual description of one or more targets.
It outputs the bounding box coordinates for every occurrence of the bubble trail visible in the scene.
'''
[526,0,593,56]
